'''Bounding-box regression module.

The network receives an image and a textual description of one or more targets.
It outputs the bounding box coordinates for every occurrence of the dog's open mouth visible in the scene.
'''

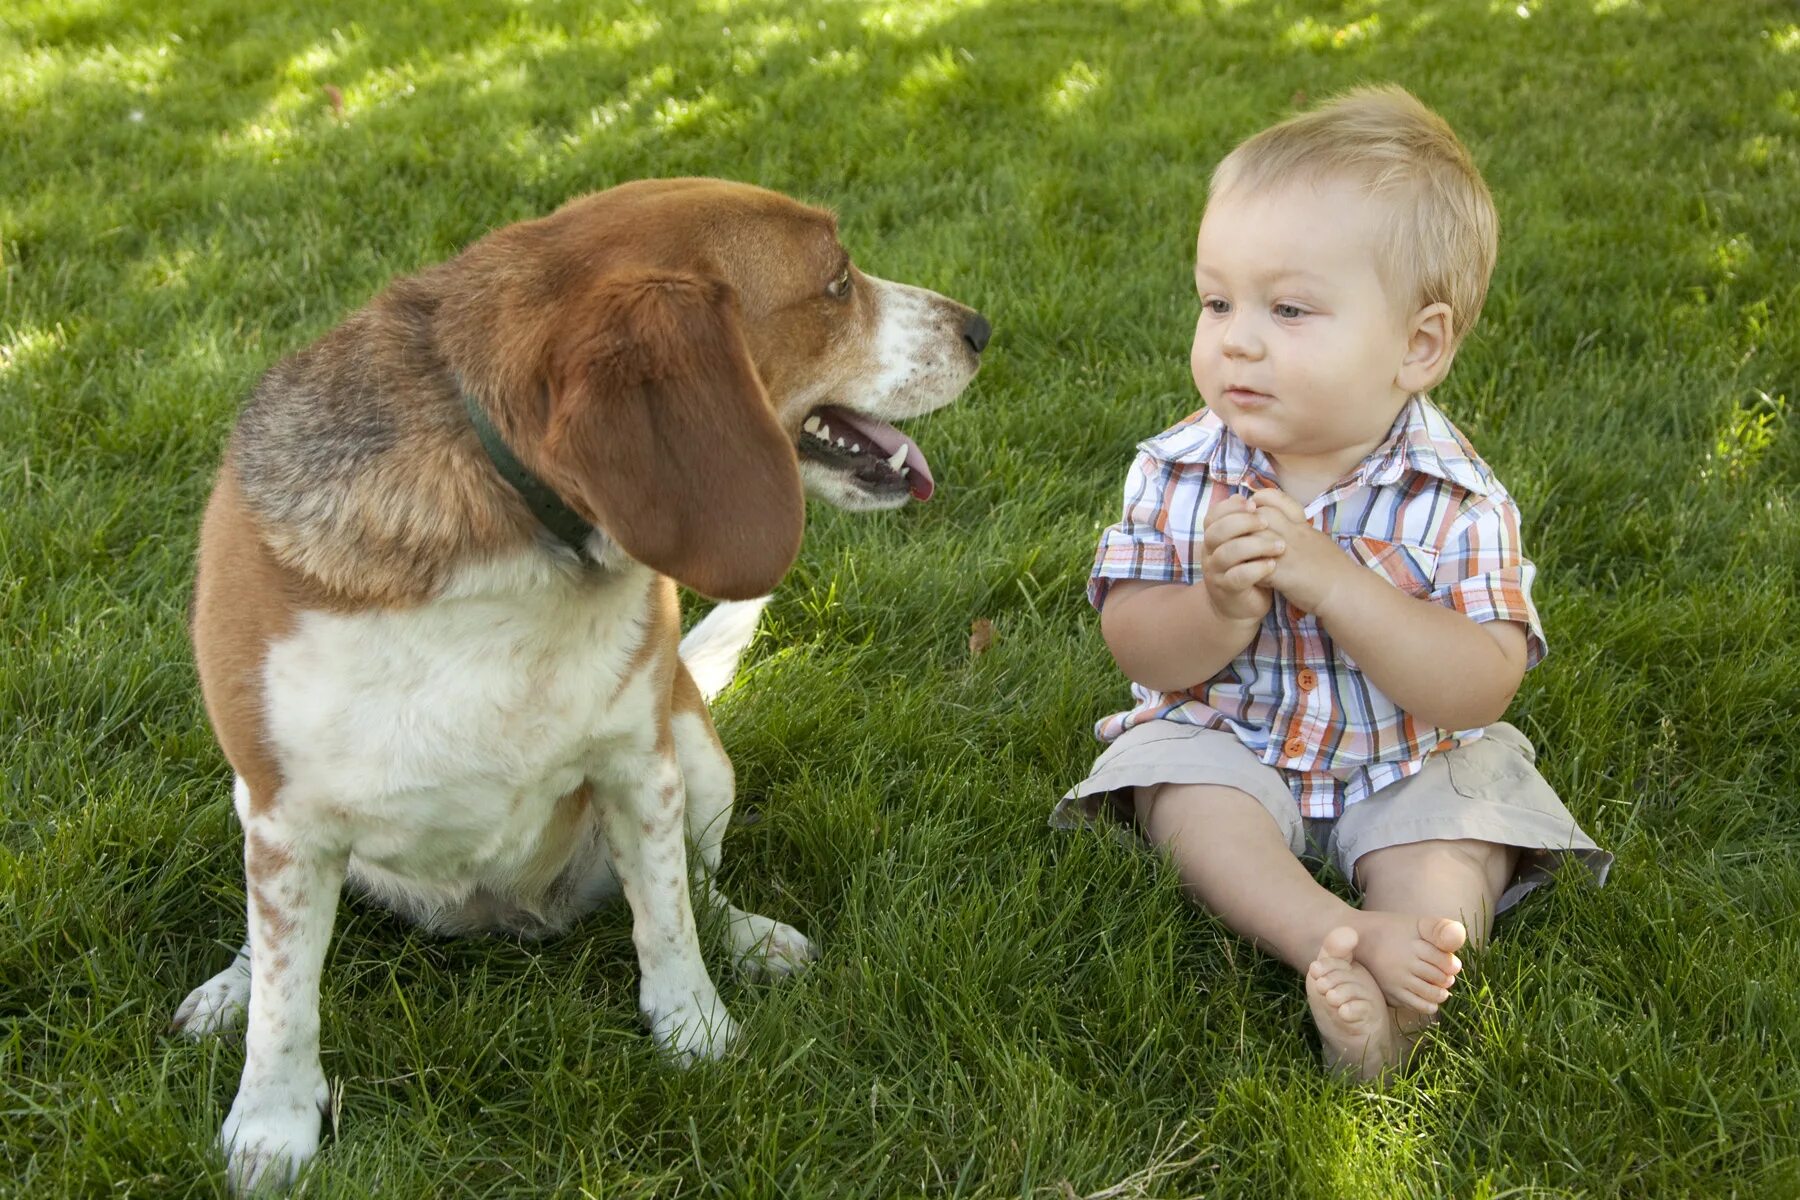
[796,405,935,501]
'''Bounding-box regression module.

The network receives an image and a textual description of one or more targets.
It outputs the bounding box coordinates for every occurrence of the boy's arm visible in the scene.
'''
[1100,579,1263,693]
[1252,488,1529,730]
[1097,489,1284,693]
[1311,569,1528,729]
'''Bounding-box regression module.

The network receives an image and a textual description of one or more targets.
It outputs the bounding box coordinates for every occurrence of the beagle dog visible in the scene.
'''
[171,178,990,1192]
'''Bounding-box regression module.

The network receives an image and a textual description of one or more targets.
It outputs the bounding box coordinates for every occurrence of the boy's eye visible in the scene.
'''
[1273,303,1306,320]
[1202,298,1230,315]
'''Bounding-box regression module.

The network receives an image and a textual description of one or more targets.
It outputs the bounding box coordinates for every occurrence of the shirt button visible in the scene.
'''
[1297,669,1318,691]
[1283,736,1306,758]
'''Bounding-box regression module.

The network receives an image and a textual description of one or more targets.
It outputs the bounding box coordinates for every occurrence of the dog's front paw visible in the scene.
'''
[173,960,252,1039]
[647,993,739,1066]
[220,1075,330,1194]
[732,913,819,979]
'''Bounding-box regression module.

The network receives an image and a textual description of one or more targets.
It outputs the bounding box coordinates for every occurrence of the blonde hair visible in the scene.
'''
[1209,84,1498,346]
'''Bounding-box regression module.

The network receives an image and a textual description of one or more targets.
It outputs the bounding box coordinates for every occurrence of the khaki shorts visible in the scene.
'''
[1052,720,1611,914]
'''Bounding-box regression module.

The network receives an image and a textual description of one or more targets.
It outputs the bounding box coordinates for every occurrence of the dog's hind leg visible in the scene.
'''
[172,940,252,1038]
[671,664,818,979]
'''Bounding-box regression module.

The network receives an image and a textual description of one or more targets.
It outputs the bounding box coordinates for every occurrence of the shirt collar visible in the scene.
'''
[1139,409,1272,491]
[1140,396,1492,498]
[1359,395,1492,496]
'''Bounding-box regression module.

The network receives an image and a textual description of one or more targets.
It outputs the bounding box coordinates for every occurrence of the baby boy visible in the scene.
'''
[1054,86,1610,1078]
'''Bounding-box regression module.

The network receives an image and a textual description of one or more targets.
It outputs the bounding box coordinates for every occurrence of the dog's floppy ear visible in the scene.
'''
[539,270,804,600]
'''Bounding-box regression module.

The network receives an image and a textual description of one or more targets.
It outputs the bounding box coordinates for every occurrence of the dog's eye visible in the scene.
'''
[827,267,852,299]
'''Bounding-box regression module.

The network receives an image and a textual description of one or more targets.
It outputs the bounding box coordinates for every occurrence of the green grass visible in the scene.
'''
[3,0,1798,1195]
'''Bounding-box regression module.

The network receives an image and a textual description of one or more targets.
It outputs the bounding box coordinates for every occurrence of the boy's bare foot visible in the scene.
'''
[1306,926,1403,1080]
[1350,912,1467,1016]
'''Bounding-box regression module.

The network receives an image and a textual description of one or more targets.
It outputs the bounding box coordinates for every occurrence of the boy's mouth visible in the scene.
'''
[1224,386,1276,408]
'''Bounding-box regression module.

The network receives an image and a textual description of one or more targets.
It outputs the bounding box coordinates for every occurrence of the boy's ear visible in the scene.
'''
[1396,301,1456,394]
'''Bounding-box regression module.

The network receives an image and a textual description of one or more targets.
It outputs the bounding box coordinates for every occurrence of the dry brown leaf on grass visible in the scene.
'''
[323,85,344,116]
[968,617,995,658]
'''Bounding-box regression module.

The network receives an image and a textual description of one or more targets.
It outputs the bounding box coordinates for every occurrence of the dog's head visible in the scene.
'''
[447,179,988,600]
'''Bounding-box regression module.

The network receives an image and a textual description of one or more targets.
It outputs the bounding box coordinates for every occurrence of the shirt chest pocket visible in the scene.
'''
[1338,535,1439,598]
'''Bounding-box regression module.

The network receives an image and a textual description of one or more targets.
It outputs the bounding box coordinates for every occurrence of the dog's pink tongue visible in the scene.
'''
[821,407,935,501]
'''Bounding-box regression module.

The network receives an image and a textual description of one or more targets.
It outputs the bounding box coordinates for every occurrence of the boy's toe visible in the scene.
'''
[1420,916,1467,956]
[1411,960,1455,989]
[1319,925,1360,963]
[1395,985,1439,1015]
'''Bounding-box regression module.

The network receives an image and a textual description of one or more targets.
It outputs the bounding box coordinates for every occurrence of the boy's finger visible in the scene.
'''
[1202,494,1250,527]
[1202,511,1268,549]
[1213,536,1285,577]
[1224,557,1279,589]
[1249,487,1306,522]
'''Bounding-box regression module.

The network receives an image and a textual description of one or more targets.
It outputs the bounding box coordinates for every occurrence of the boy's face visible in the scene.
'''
[1190,178,1435,487]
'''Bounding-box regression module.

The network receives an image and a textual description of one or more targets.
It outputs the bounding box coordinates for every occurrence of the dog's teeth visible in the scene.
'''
[849,443,860,453]
[900,466,910,476]
[835,437,846,447]
[886,445,908,470]
[817,423,831,440]
[803,416,821,434]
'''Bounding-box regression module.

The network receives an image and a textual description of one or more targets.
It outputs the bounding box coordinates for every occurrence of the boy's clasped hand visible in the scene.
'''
[1202,489,1356,620]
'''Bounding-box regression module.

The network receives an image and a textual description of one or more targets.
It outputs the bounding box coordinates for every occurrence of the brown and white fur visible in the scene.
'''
[170,178,989,1192]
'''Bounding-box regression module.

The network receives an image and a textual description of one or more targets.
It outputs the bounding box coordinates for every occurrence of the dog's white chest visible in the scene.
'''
[259,557,658,876]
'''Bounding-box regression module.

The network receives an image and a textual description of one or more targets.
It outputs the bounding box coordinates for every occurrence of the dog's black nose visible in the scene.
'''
[962,312,992,356]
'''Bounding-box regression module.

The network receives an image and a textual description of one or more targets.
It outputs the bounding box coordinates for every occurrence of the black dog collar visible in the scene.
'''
[459,382,596,556]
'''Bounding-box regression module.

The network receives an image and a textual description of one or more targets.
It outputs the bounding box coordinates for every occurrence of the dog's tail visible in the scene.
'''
[678,597,771,703]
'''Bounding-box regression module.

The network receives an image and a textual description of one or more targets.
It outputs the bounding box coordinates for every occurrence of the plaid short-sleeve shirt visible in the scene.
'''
[1090,396,1546,819]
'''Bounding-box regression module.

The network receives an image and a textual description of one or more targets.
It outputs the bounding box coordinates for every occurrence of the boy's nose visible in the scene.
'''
[1221,320,1262,358]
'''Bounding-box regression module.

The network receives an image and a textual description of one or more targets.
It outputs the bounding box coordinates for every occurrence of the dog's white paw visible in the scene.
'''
[220,1074,329,1194]
[173,961,251,1038]
[732,913,818,979]
[647,993,739,1066]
